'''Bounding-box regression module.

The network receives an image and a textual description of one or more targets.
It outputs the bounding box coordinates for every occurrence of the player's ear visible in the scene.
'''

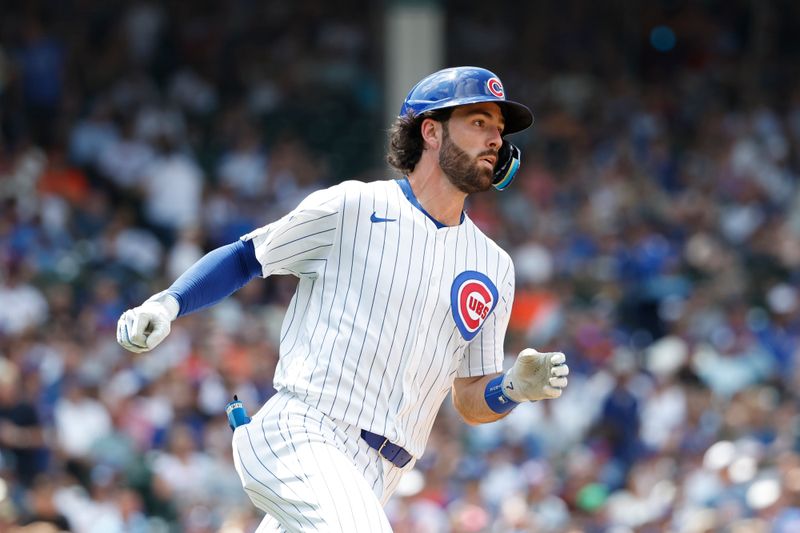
[420,117,442,150]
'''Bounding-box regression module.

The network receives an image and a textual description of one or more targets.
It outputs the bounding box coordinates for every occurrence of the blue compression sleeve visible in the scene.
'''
[166,239,262,317]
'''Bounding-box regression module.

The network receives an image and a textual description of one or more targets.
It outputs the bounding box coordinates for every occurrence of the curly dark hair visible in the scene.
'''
[386,108,453,174]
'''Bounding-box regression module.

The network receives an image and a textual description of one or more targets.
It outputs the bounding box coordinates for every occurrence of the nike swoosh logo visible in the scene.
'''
[370,212,396,223]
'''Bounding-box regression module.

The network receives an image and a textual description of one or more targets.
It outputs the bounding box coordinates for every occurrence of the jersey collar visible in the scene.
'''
[396,177,465,229]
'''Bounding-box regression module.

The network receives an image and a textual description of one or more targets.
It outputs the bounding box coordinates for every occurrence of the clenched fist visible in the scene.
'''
[116,292,180,353]
[502,348,569,402]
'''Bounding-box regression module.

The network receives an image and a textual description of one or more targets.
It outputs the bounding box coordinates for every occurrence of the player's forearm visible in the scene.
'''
[166,239,262,317]
[118,239,263,353]
[452,374,513,425]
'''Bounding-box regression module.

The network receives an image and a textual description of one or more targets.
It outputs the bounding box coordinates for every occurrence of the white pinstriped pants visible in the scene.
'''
[231,390,413,532]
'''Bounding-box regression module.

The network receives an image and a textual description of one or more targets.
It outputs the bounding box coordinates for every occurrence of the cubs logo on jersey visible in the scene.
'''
[451,271,499,341]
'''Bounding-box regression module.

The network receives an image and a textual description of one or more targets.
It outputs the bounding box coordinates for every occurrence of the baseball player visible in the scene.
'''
[117,66,569,532]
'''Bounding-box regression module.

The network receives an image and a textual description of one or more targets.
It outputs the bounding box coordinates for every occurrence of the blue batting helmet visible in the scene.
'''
[399,66,533,135]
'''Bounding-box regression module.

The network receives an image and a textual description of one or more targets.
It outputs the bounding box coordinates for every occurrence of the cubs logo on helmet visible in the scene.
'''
[451,271,499,341]
[487,78,504,98]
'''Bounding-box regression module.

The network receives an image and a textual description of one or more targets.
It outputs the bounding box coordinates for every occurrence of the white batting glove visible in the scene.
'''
[116,292,180,353]
[502,348,569,402]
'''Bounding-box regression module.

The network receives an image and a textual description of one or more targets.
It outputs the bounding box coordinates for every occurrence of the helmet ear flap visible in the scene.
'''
[493,141,521,191]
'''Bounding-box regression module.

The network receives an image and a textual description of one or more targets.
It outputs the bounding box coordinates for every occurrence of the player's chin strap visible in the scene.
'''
[492,141,522,191]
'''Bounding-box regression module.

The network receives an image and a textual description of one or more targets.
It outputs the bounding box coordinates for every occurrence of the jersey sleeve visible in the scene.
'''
[456,262,515,378]
[240,185,343,278]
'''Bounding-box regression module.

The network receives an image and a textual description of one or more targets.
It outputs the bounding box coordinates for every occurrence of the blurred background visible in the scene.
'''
[1,0,800,531]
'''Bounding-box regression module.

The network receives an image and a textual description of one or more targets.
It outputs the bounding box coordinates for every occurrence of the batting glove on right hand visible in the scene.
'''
[116,292,179,353]
[501,348,569,402]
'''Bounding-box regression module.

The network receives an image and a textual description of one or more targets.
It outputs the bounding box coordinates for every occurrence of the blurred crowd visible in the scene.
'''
[1,0,800,532]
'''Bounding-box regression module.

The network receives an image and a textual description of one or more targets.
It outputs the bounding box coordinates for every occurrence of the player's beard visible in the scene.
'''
[439,125,495,194]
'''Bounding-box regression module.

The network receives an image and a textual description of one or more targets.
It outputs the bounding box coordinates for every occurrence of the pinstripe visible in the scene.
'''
[294,217,337,400]
[486,245,495,370]
[381,464,406,504]
[251,211,338,264]
[465,222,470,271]
[318,432,362,529]
[409,327,457,444]
[367,190,418,435]
[373,185,415,399]
[354,189,402,429]
[389,228,438,426]
[280,280,307,345]
[300,421,345,533]
[340,193,390,422]
[316,197,340,207]
[477,224,486,370]
[322,414,390,533]
[242,486,295,529]
[478,232,495,374]
[277,209,338,230]
[297,406,344,533]
[412,228,452,374]
[275,192,343,368]
[315,190,362,411]
[331,192,377,418]
[399,267,444,408]
[351,419,385,490]
[267,227,337,253]
[252,397,310,488]
[406,228,456,427]
[494,258,513,367]
[278,407,317,497]
[301,188,349,405]
[263,243,332,267]
[260,205,338,246]
[239,428,317,529]
[259,396,308,488]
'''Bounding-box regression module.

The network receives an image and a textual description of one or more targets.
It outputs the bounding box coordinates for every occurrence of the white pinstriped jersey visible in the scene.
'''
[241,178,515,459]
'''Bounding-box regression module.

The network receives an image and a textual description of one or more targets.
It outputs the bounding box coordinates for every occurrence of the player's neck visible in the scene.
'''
[405,168,467,227]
